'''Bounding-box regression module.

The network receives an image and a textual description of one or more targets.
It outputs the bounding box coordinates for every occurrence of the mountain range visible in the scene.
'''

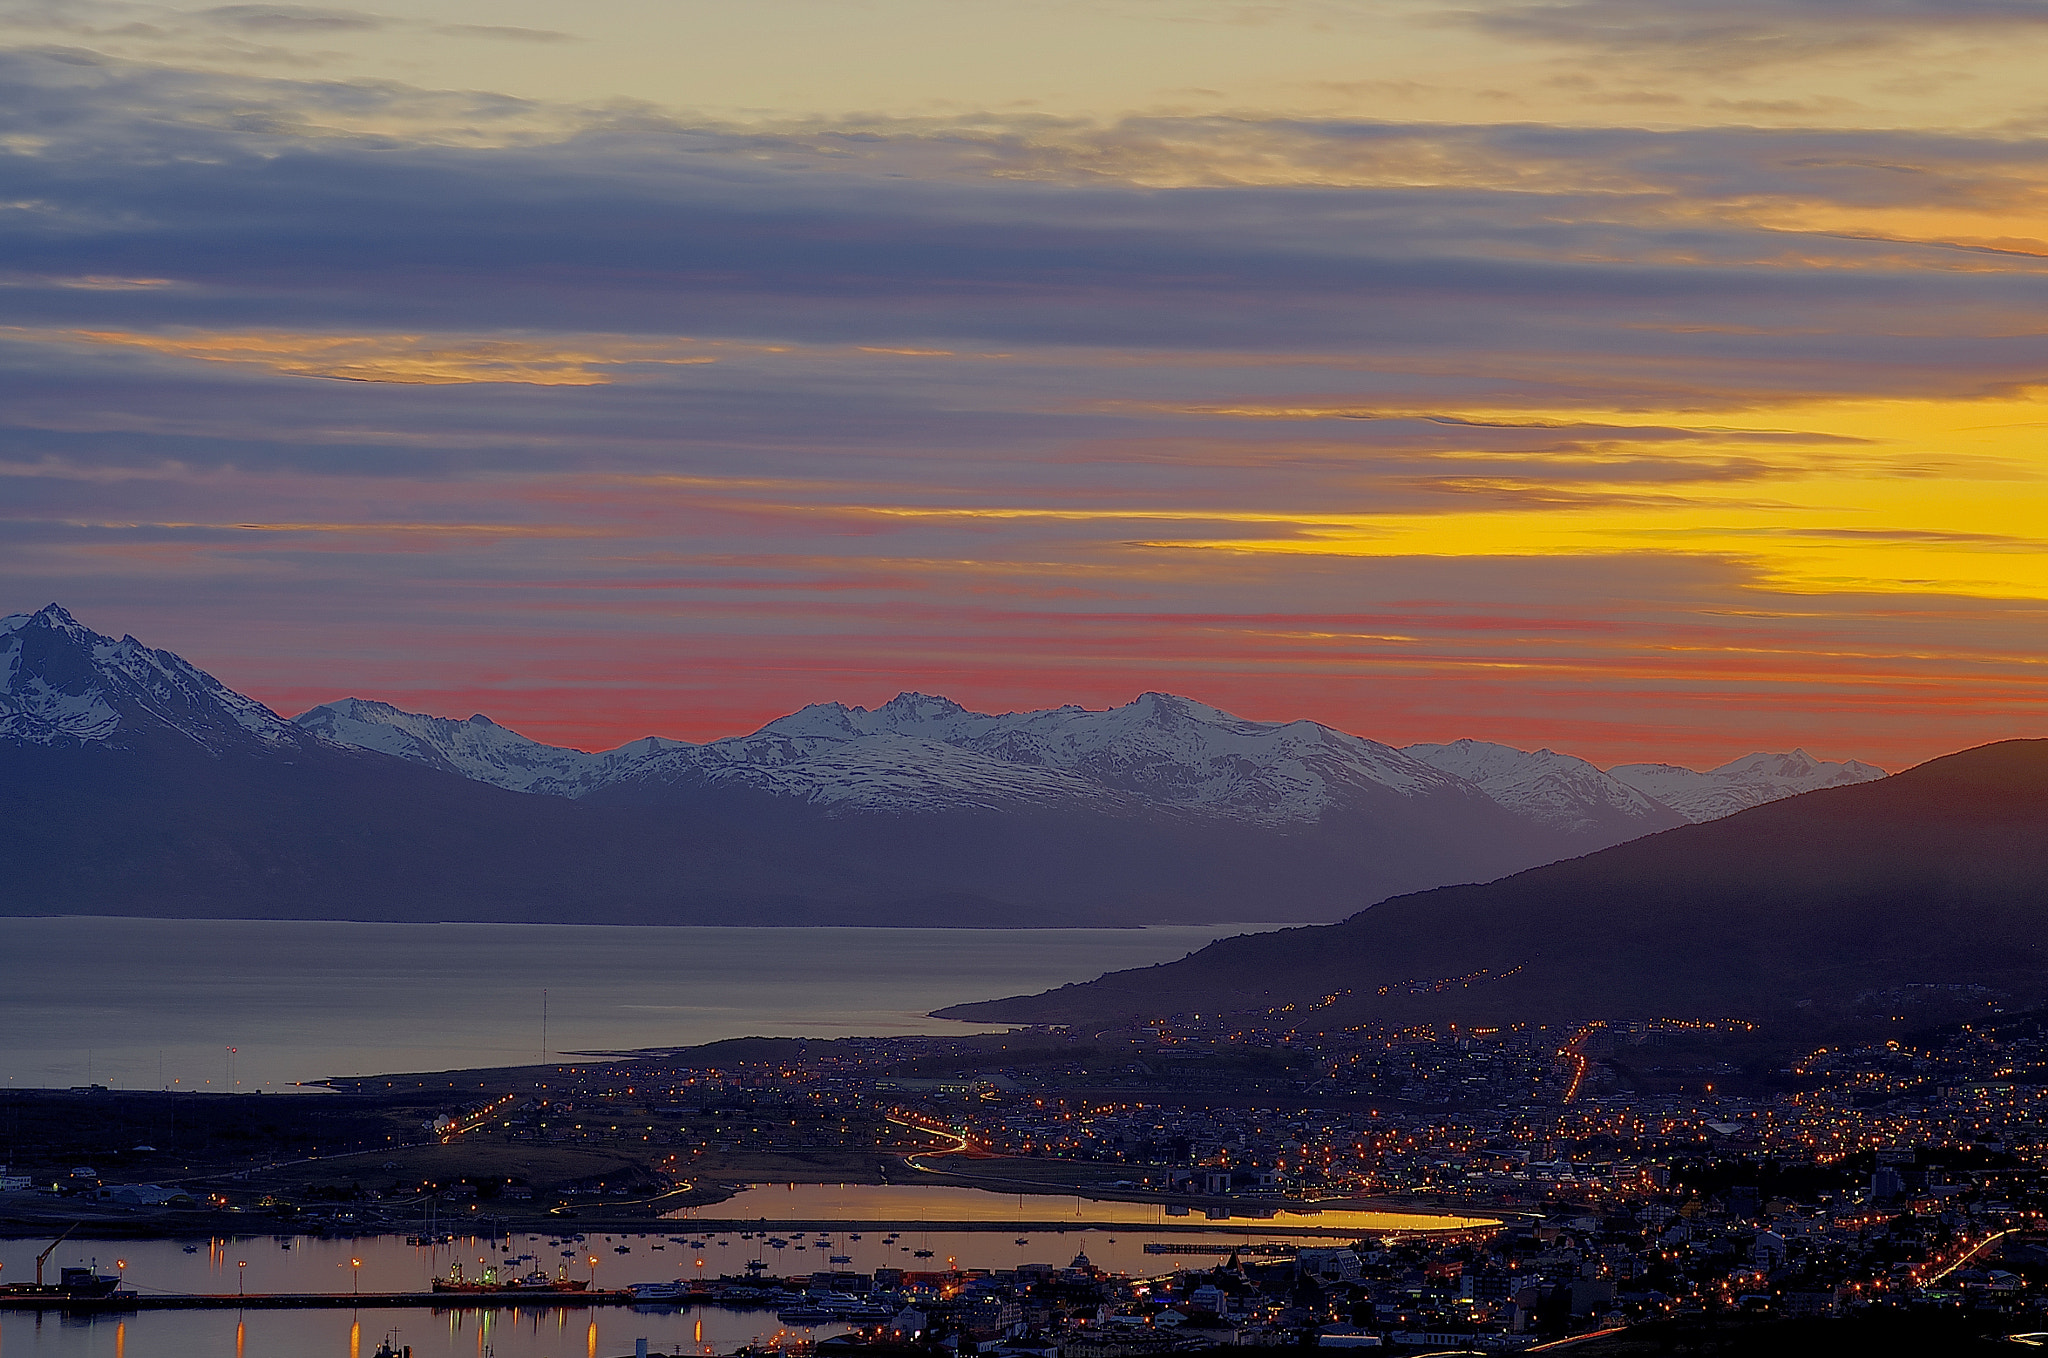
[936,739,2048,1036]
[291,688,1879,836]
[2,603,1883,927]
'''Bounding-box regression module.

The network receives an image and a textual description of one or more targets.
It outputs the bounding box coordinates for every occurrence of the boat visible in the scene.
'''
[777,1306,834,1323]
[0,1267,123,1300]
[829,1255,852,1264]
[913,1250,934,1259]
[435,1261,591,1294]
[509,1266,591,1294]
[629,1281,687,1300]
[0,1236,124,1301]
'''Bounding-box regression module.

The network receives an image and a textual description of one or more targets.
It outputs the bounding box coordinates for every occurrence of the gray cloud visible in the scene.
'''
[197,4,387,34]
[1464,0,2048,66]
[2,47,2047,479]
[431,22,572,42]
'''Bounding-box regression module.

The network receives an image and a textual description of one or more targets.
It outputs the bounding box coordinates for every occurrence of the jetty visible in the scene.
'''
[0,1290,639,1313]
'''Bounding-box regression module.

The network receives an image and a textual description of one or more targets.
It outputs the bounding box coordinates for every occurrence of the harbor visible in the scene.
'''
[0,1288,637,1312]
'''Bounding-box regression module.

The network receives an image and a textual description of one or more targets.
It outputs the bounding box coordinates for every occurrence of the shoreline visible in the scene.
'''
[0,1211,1499,1245]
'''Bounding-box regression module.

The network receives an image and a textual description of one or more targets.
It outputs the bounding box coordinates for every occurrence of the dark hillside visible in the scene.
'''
[936,740,2048,1033]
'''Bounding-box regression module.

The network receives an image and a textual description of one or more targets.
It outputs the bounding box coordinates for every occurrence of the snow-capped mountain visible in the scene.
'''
[1404,739,1685,841]
[298,689,1531,828]
[1609,750,1887,823]
[0,602,1898,930]
[1,604,303,753]
[293,697,686,798]
[620,691,1484,823]
[296,687,1885,842]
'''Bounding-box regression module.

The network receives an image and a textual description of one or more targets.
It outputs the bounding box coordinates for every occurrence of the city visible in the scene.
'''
[8,1003,2048,1352]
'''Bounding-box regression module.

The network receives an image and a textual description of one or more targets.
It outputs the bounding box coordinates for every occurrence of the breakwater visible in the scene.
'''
[0,1289,637,1313]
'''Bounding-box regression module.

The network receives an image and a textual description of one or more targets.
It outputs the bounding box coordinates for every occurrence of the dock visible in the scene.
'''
[0,1290,640,1313]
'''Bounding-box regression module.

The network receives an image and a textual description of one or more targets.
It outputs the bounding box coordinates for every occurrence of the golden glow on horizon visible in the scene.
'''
[8,328,1017,384]
[27,0,2048,134]
[8,1,2048,767]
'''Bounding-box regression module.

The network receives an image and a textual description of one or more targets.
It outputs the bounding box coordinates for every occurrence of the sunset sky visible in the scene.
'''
[4,0,2047,767]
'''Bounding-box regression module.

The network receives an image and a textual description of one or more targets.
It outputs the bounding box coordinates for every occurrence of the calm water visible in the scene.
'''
[672,1183,1483,1237]
[0,920,1331,1354]
[0,919,1284,1091]
[0,1185,1486,1358]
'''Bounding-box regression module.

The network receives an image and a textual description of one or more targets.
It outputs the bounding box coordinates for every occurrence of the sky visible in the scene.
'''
[4,0,2048,768]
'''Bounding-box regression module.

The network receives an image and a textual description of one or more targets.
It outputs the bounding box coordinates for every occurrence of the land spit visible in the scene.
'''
[0,1290,636,1313]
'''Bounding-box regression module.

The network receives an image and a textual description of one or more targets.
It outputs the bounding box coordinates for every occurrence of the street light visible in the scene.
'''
[237,1261,247,1295]
[352,1258,362,1295]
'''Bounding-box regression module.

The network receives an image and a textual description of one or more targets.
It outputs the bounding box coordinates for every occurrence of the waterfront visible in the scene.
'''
[671,1183,1490,1237]
[0,919,1285,1091]
[0,1304,824,1357]
[0,1231,829,1357]
[0,1199,1465,1358]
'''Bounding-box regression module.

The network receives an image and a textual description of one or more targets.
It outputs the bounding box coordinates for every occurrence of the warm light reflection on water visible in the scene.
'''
[0,1180,1490,1356]
[671,1181,1489,1235]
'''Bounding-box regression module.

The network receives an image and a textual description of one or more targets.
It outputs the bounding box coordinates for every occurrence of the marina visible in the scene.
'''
[0,1216,1304,1358]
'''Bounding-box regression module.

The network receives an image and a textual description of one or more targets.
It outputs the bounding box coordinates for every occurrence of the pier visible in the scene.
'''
[0,1290,639,1313]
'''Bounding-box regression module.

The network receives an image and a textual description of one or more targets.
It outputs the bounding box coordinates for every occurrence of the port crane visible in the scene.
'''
[34,1224,79,1287]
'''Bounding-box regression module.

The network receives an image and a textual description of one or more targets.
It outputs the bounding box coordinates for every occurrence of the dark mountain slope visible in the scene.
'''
[0,603,1580,925]
[0,737,1145,925]
[936,740,2048,1030]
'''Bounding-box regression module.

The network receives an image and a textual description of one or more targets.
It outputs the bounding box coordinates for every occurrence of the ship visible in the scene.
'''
[0,1232,124,1299]
[432,1261,590,1294]
[0,1266,123,1300]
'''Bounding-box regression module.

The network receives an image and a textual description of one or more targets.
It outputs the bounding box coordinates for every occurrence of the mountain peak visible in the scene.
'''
[878,692,967,720]
[6,602,92,641]
[1125,691,1231,725]
[1,603,299,753]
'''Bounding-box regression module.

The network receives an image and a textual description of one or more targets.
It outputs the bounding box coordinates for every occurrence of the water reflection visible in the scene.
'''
[673,1181,1488,1235]
[0,919,1289,1090]
[0,1182,1487,1356]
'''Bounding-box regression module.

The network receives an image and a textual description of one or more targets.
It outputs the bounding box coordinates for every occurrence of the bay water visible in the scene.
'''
[0,918,1286,1091]
[0,918,1350,1355]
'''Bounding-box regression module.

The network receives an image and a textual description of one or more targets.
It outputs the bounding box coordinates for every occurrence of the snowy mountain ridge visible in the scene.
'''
[3,602,1888,839]
[294,689,1887,833]
[1403,739,1683,838]
[1,604,302,753]
[292,689,1482,823]
[293,696,687,797]
[1610,750,1888,822]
